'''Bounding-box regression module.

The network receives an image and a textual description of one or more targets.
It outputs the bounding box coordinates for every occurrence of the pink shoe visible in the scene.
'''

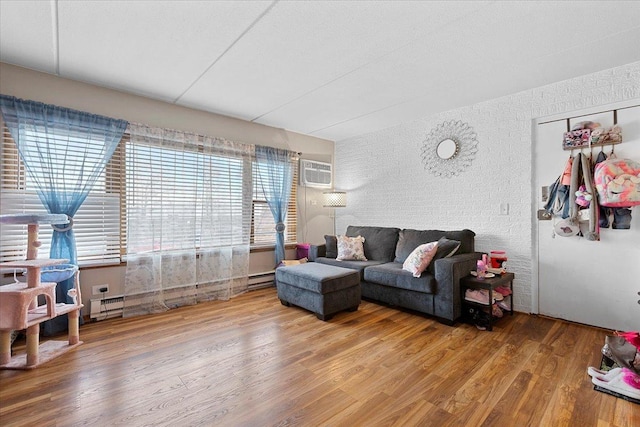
[622,368,640,389]
[587,366,622,379]
[491,290,504,301]
[592,368,640,400]
[491,304,503,318]
[497,300,510,311]
[465,289,490,304]
[495,286,512,296]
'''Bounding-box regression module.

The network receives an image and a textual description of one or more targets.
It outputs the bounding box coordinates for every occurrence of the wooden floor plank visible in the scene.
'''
[0,287,636,426]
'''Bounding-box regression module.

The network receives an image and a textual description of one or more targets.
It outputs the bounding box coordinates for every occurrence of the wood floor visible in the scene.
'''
[0,287,637,426]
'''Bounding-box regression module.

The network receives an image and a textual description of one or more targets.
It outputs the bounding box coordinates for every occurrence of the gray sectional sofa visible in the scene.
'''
[308,225,481,324]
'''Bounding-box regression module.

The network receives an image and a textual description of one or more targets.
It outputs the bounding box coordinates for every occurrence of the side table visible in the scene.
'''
[461,272,514,331]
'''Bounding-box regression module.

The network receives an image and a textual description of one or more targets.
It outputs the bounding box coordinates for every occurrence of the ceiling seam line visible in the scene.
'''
[51,0,60,75]
[250,1,495,123]
[172,0,279,104]
[308,96,432,136]
[308,29,640,136]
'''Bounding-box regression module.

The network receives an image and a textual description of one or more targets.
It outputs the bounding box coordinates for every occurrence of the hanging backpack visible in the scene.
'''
[594,158,640,207]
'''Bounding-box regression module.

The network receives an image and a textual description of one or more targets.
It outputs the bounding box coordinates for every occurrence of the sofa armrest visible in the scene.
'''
[432,252,482,322]
[309,244,326,261]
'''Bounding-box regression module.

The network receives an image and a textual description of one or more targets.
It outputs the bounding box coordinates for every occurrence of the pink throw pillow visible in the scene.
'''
[402,241,438,277]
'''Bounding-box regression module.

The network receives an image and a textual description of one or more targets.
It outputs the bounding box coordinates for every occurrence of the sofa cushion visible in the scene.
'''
[394,229,475,262]
[315,257,385,281]
[345,225,400,262]
[364,262,436,293]
[336,235,367,261]
[324,235,338,258]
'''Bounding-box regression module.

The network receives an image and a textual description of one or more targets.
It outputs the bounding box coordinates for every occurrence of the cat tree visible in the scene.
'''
[0,214,83,369]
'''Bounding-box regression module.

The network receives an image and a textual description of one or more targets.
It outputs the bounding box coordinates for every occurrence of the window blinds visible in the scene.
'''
[0,123,123,266]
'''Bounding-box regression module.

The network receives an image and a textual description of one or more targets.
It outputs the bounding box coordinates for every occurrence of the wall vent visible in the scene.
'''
[90,295,124,321]
[300,160,332,188]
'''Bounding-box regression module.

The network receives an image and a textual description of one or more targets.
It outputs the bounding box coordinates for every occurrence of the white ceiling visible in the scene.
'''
[1,1,640,142]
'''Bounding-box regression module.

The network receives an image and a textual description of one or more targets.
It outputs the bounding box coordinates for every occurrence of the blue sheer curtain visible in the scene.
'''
[0,95,127,334]
[255,146,295,266]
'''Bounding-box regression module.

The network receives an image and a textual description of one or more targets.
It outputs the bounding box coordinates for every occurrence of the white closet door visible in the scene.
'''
[535,105,640,330]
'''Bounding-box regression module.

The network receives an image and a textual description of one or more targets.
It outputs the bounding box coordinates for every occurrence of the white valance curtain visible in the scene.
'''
[123,123,252,317]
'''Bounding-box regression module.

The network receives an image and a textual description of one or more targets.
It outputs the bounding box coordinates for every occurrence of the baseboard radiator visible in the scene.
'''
[90,295,124,321]
[248,271,275,290]
[89,272,275,321]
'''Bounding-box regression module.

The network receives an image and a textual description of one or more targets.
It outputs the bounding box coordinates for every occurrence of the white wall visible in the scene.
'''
[0,62,336,309]
[334,61,640,313]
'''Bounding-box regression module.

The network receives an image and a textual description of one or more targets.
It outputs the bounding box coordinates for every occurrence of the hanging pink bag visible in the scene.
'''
[594,158,640,207]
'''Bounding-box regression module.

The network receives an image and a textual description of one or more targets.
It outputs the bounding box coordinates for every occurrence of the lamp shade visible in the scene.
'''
[323,191,347,207]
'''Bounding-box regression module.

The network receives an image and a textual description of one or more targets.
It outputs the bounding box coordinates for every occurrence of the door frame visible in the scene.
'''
[530,98,640,316]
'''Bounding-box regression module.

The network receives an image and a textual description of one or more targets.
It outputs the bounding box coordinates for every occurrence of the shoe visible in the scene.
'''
[494,286,512,296]
[474,311,491,330]
[587,366,622,379]
[491,304,503,318]
[497,300,510,311]
[622,368,640,390]
[592,368,640,400]
[465,289,490,304]
[477,289,504,301]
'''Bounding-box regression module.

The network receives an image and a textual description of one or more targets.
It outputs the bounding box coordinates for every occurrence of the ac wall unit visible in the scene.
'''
[300,160,332,188]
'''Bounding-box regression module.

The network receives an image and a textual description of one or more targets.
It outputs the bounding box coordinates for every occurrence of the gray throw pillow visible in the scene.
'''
[427,237,461,273]
[324,235,338,259]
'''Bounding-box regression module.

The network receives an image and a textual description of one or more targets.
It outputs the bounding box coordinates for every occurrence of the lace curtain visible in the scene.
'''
[123,123,252,317]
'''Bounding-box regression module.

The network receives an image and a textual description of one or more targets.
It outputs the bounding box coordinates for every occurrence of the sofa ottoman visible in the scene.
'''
[275,263,361,320]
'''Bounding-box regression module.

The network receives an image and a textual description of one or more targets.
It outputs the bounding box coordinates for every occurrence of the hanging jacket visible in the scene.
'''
[569,153,599,241]
[544,156,573,219]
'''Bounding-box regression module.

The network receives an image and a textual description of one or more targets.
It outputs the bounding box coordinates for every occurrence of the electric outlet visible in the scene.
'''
[92,284,109,295]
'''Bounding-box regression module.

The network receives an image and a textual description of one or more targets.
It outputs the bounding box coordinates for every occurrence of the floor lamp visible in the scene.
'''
[323,191,347,235]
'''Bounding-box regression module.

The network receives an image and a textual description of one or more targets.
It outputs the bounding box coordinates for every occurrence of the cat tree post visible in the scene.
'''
[0,214,84,370]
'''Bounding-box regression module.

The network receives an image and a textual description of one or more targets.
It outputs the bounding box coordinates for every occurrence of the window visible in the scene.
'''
[0,123,122,266]
[251,159,298,246]
[1,123,298,265]
[123,135,250,255]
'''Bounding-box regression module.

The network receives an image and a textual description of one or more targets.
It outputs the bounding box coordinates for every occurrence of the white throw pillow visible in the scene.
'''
[402,241,439,277]
[336,235,367,261]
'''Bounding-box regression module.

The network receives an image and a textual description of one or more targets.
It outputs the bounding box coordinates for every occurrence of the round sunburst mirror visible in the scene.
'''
[421,120,478,178]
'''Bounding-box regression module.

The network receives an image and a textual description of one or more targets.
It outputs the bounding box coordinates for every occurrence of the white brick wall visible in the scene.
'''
[334,61,640,313]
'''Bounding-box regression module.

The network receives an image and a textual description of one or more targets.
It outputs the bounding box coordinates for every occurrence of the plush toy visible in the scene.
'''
[591,125,622,145]
[606,125,623,144]
[590,127,605,144]
[572,121,601,131]
[575,184,593,207]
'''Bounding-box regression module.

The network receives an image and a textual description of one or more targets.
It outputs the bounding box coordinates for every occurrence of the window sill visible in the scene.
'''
[1,244,301,277]
[250,243,298,253]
